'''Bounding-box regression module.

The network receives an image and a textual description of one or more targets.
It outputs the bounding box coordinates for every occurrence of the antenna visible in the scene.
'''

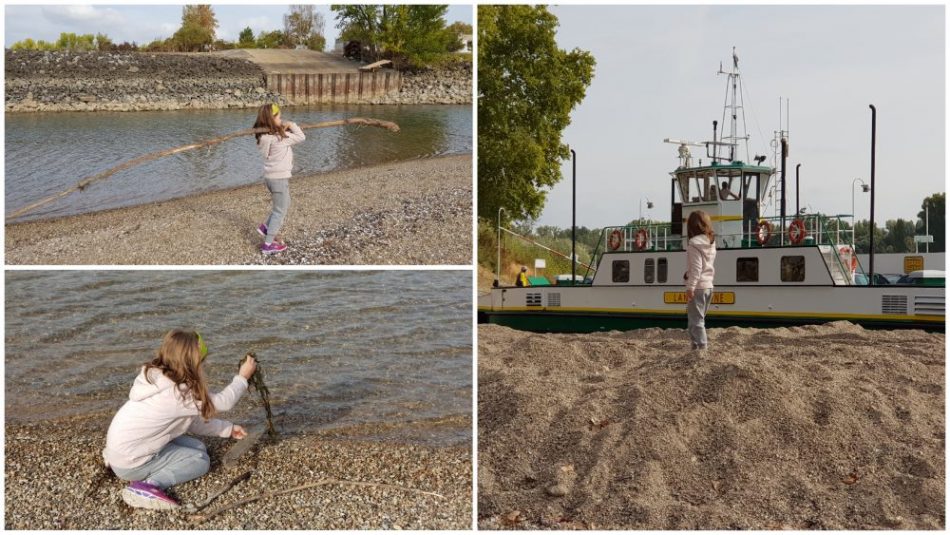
[716,46,751,162]
[663,138,704,168]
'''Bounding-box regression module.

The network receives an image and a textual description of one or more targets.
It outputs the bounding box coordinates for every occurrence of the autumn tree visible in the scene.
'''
[173,4,217,51]
[478,5,595,222]
[284,5,326,50]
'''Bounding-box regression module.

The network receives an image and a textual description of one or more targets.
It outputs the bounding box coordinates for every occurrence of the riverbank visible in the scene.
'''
[5,413,471,529]
[478,322,945,529]
[5,50,471,112]
[5,155,472,265]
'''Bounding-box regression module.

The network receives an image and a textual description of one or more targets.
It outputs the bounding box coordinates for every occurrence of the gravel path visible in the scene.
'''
[5,155,471,265]
[6,414,472,529]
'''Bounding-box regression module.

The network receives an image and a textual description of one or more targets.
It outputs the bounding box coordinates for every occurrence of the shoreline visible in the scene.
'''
[5,413,471,529]
[5,154,472,265]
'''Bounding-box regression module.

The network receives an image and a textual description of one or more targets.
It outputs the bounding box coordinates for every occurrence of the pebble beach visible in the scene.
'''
[5,154,471,265]
[6,412,472,529]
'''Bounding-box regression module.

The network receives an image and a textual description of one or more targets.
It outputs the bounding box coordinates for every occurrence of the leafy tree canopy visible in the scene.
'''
[478,5,595,223]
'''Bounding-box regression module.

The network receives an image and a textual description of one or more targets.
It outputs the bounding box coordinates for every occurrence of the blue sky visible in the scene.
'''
[536,5,945,229]
[4,4,473,48]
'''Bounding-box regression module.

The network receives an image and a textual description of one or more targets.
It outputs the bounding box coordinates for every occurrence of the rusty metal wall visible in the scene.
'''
[264,71,402,104]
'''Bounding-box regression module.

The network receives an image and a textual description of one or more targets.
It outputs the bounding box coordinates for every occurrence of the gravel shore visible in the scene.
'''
[5,155,472,265]
[6,413,472,529]
[478,322,945,530]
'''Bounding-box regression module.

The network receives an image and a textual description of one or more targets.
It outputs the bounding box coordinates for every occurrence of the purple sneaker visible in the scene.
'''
[257,223,267,237]
[121,481,180,510]
[261,241,287,255]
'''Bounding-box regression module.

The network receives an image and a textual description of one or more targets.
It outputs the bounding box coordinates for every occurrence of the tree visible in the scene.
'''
[853,220,886,254]
[284,5,326,50]
[882,219,916,253]
[331,5,457,68]
[256,30,287,49]
[478,6,595,223]
[181,5,218,40]
[95,33,113,51]
[238,26,255,47]
[173,22,213,52]
[446,21,472,52]
[55,32,96,51]
[916,192,945,252]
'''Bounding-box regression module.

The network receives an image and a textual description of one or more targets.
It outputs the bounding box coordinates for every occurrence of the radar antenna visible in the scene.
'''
[663,138,705,168]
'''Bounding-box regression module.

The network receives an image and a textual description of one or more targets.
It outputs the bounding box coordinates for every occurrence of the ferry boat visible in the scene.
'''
[479,52,945,333]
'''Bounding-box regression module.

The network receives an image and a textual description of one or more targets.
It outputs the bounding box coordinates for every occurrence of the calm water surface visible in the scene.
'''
[5,104,471,221]
[5,271,472,445]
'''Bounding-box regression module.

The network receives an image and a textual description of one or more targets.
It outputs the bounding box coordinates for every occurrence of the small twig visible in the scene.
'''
[181,471,253,514]
[190,478,445,523]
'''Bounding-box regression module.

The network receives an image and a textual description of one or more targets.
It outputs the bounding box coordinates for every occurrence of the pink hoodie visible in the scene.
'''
[685,234,717,291]
[258,122,306,179]
[102,367,248,469]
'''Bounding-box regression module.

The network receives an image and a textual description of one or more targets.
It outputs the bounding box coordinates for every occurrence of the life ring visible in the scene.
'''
[755,220,771,245]
[788,219,807,245]
[608,229,623,251]
[634,229,649,250]
[839,246,858,271]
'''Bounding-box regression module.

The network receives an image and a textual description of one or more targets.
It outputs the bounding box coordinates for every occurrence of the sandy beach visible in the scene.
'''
[5,154,471,265]
[6,412,471,529]
[478,321,945,530]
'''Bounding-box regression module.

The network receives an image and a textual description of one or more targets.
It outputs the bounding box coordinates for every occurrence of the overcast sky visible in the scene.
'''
[4,4,473,48]
[536,5,944,229]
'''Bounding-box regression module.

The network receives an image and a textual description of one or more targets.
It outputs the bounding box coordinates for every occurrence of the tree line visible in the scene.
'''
[9,4,472,69]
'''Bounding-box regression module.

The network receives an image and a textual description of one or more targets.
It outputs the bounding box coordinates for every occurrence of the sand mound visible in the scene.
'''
[478,322,945,529]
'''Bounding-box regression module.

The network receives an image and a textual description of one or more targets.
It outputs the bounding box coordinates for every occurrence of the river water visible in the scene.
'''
[5,270,472,446]
[5,104,471,221]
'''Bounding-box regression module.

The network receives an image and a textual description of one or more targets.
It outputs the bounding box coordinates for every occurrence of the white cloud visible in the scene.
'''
[41,5,125,26]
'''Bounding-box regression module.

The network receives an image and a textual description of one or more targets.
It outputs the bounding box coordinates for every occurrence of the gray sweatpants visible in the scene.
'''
[111,435,210,489]
[687,288,713,349]
[264,178,290,243]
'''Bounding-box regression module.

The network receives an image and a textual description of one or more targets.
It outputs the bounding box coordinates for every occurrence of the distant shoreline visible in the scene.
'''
[5,50,472,112]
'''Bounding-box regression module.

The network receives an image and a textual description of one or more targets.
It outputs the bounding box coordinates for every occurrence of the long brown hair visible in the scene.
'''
[687,210,715,242]
[253,104,287,144]
[144,330,215,420]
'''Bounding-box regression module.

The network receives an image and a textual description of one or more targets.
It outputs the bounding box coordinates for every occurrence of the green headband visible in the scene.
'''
[271,104,280,116]
[196,332,208,361]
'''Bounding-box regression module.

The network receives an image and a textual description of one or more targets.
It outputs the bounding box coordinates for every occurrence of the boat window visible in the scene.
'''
[718,173,742,201]
[736,257,759,282]
[677,176,689,203]
[644,258,655,283]
[657,258,668,283]
[612,260,630,283]
[688,176,704,203]
[743,173,759,201]
[780,256,806,282]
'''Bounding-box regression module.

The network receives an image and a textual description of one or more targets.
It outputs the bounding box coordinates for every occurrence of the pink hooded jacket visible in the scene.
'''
[102,367,248,469]
[685,234,717,291]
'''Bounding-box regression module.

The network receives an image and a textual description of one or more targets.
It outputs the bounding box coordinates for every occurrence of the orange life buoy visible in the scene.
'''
[839,246,858,271]
[634,229,649,250]
[755,220,771,245]
[788,219,807,245]
[608,229,623,251]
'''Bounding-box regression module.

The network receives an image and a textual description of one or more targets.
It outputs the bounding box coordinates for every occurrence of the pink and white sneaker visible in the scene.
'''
[257,223,267,237]
[261,241,288,255]
[121,481,180,510]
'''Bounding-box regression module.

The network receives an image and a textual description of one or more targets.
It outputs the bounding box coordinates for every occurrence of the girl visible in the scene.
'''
[685,210,717,351]
[103,330,256,510]
[253,103,306,255]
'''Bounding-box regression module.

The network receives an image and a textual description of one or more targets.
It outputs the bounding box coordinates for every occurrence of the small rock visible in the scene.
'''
[546,484,569,497]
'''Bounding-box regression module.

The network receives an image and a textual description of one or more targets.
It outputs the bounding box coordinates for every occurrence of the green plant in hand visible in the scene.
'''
[240,352,277,437]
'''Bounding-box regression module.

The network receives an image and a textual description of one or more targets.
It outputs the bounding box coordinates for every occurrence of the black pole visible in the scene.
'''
[780,139,787,234]
[571,148,577,285]
[795,163,801,217]
[869,105,876,285]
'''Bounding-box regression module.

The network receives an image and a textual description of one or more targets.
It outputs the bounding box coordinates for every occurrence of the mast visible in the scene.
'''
[716,47,750,163]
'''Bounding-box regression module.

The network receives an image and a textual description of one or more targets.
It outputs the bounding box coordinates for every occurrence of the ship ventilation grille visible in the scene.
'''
[881,295,908,315]
[547,293,561,307]
[914,295,944,316]
[526,293,542,307]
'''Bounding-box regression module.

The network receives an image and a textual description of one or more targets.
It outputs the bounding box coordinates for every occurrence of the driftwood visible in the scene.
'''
[181,471,253,514]
[190,478,444,524]
[6,117,400,222]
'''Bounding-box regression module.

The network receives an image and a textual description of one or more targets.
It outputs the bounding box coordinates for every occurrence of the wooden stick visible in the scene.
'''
[190,478,444,523]
[6,117,400,222]
[182,471,253,514]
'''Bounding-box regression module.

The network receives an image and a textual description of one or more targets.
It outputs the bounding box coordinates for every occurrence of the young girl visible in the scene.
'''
[685,210,718,351]
[253,103,306,255]
[103,330,256,510]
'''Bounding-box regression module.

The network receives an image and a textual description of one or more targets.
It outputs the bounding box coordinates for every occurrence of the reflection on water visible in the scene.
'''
[5,271,472,446]
[5,104,472,221]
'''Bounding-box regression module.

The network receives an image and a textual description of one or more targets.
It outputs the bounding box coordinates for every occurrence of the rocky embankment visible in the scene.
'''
[370,62,471,105]
[5,50,283,112]
[5,50,472,111]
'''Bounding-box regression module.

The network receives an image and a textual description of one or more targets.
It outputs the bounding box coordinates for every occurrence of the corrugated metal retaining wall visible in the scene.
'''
[264,71,402,104]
